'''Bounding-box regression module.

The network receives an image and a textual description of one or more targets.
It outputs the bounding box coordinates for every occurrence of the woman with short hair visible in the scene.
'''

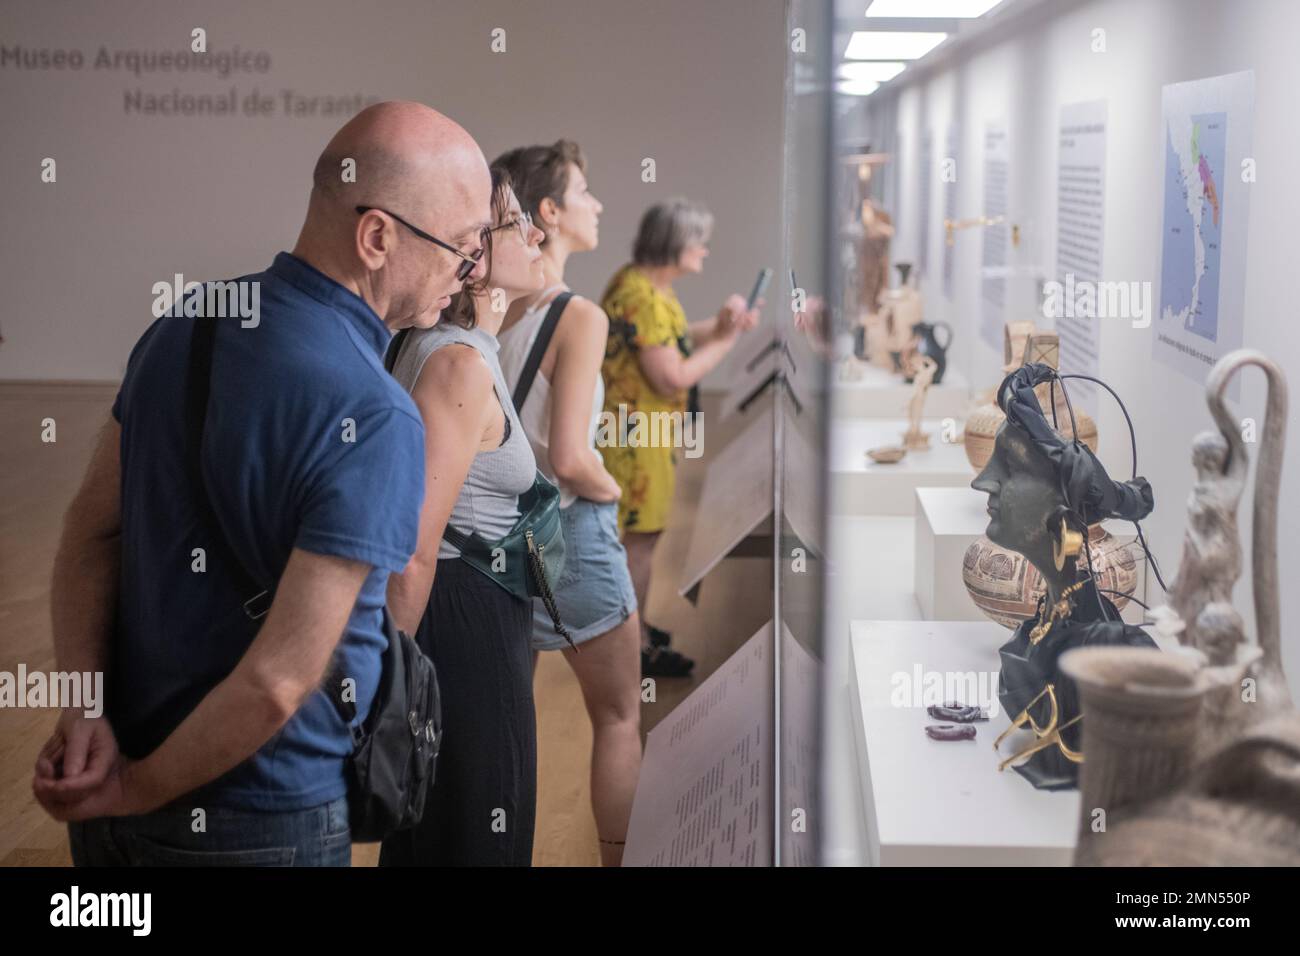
[600,198,759,678]
[495,140,641,866]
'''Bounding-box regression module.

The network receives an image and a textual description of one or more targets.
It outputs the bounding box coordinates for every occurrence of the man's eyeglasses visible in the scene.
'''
[491,210,534,244]
[355,205,486,281]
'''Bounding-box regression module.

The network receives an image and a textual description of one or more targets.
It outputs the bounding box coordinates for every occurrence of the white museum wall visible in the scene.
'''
[0,0,788,389]
[853,0,1300,692]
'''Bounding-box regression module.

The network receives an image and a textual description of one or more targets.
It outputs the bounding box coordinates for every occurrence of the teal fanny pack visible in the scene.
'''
[442,471,573,649]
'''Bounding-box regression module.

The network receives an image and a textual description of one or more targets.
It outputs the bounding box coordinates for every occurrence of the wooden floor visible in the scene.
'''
[0,385,770,867]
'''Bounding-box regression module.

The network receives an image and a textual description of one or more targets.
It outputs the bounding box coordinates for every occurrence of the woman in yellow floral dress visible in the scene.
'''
[600,198,759,677]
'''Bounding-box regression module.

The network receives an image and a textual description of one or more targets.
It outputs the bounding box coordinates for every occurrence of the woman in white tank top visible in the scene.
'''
[495,140,641,867]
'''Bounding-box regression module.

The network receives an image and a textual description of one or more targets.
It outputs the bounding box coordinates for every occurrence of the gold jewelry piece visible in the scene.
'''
[1052,516,1085,570]
[993,683,1084,771]
[1028,579,1086,645]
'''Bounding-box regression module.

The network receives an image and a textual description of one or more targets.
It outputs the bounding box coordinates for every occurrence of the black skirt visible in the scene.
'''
[378,558,535,866]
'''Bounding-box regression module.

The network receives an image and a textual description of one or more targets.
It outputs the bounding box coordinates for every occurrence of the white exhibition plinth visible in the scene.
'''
[849,619,1080,866]
[829,418,973,516]
[833,361,972,420]
[912,486,1149,624]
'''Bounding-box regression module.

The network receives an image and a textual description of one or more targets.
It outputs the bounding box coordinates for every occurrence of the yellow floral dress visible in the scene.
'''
[600,264,695,534]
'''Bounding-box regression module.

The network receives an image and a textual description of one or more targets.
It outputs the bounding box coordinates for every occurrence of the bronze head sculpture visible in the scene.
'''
[971,363,1156,789]
[973,422,1082,608]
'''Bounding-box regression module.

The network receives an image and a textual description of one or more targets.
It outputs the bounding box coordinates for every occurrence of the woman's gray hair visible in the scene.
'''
[632,198,714,267]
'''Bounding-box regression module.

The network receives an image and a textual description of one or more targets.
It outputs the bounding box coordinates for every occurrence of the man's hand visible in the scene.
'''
[32,710,140,821]
[42,416,123,821]
[34,756,138,822]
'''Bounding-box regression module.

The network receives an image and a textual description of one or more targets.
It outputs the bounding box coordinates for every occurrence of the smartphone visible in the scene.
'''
[746,268,773,311]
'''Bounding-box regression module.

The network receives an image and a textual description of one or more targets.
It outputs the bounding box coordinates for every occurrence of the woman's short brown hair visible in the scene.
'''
[493,139,586,245]
[441,165,512,329]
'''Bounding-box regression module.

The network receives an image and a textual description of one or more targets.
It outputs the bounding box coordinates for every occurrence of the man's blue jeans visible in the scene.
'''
[68,796,352,866]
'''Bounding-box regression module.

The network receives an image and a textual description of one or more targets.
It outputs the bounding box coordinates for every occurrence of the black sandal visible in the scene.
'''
[642,645,695,678]
[647,625,673,649]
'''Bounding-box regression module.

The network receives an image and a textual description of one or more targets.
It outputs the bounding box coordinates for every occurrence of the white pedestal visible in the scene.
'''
[829,419,973,516]
[913,487,986,620]
[849,619,1080,866]
[820,515,921,866]
[912,486,1149,624]
[833,361,971,420]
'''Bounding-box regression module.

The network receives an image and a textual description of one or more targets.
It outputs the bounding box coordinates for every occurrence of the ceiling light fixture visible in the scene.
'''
[837,61,907,83]
[866,0,1004,17]
[844,31,947,60]
[836,78,881,97]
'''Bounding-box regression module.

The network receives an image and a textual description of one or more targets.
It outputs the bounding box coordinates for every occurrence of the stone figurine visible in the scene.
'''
[878,262,923,374]
[902,355,938,450]
[1063,349,1300,865]
[904,320,953,386]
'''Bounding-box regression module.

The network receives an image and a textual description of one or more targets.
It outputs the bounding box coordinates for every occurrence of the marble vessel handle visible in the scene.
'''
[1206,350,1288,690]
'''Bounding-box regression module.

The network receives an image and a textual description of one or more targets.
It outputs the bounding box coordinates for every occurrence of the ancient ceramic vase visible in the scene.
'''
[904,321,952,385]
[1063,647,1300,865]
[963,331,1097,470]
[962,524,1139,629]
[879,263,923,373]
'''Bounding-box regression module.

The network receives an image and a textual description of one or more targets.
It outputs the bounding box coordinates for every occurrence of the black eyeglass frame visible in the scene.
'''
[355,205,486,281]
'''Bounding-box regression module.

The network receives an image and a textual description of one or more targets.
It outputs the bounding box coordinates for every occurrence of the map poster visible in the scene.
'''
[1153,70,1254,390]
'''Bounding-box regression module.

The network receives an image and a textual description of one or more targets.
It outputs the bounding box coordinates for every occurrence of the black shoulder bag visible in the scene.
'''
[187,315,441,844]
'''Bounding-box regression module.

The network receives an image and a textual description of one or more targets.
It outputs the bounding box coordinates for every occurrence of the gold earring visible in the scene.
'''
[1052,517,1084,571]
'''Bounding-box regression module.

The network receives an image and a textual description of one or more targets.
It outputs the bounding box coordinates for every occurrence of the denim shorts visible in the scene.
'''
[533,498,637,651]
[68,796,351,867]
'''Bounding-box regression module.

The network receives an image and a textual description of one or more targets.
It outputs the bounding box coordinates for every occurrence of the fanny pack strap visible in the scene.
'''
[441,522,485,555]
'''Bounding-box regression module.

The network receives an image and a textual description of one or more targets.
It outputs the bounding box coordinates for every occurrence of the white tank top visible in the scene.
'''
[497,286,604,509]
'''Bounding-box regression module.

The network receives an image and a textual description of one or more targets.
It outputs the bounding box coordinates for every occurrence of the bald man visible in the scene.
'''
[34,102,491,866]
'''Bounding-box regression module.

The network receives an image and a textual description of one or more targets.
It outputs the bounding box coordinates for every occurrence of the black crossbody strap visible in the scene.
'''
[384,328,411,374]
[186,315,272,620]
[511,292,573,413]
[441,523,480,554]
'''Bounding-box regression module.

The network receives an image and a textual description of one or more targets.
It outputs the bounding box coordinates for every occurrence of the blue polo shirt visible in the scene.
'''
[110,252,425,811]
